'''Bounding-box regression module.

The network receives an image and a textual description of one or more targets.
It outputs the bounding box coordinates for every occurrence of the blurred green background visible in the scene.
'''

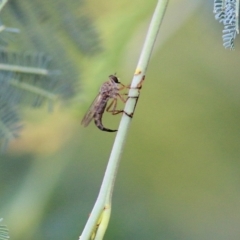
[1,0,240,240]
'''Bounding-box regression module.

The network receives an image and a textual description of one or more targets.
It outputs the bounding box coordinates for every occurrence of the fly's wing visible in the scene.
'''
[81,94,102,127]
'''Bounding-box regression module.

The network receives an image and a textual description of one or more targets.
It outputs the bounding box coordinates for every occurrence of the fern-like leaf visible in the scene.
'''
[0,219,9,240]
[0,50,65,109]
[214,0,239,49]
[0,0,19,46]
[0,50,76,149]
[214,0,225,22]
[63,15,102,55]
[0,74,22,150]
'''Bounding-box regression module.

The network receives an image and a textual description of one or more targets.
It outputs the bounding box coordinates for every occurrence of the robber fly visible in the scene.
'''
[81,74,128,132]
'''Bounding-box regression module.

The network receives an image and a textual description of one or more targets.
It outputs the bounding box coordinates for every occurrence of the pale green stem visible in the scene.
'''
[80,1,169,239]
[0,25,20,33]
[0,25,5,32]
[9,78,57,100]
[0,64,49,75]
[0,0,8,12]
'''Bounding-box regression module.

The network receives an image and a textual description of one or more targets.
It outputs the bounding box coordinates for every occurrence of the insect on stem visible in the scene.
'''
[81,74,131,132]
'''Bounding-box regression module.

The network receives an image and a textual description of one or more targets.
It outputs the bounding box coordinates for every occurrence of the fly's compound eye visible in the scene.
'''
[109,75,120,83]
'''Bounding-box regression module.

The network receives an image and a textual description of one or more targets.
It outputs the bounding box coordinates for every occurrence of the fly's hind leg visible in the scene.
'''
[106,98,133,118]
[106,99,117,113]
[106,98,122,115]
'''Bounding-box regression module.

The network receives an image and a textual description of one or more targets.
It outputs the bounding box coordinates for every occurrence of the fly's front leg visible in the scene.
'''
[115,76,145,118]
[118,83,127,91]
[119,75,145,92]
[130,75,145,91]
[119,76,145,118]
[136,75,145,90]
[118,83,131,91]
[117,93,127,103]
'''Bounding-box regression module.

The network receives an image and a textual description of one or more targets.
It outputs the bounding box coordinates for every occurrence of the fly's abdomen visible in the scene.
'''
[94,116,117,132]
[93,99,117,132]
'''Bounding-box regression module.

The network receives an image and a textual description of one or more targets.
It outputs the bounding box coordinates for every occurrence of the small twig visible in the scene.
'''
[9,78,57,100]
[80,1,169,239]
[0,0,8,12]
[0,64,49,75]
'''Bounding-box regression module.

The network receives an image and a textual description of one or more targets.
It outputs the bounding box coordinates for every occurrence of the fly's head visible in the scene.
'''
[109,75,120,84]
[100,74,121,95]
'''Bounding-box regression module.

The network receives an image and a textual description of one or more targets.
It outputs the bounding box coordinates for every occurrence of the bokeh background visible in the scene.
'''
[1,0,240,240]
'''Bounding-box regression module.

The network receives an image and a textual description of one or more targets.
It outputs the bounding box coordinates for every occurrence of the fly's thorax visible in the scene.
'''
[108,87,119,98]
[99,81,110,93]
[99,80,119,98]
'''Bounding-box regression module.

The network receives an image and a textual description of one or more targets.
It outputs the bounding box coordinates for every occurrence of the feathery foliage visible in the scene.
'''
[0,50,63,109]
[0,219,9,240]
[214,0,239,49]
[6,0,102,55]
[0,0,102,150]
[0,0,19,46]
[0,73,22,151]
[0,49,64,149]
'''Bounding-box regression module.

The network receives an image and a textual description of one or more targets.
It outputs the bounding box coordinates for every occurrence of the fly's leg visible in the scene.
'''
[112,109,133,118]
[115,93,135,118]
[136,75,145,89]
[116,94,139,118]
[111,76,145,118]
[108,94,136,118]
[117,76,145,118]
[117,93,127,103]
[106,98,133,118]
[106,98,122,115]
[130,75,145,91]
[119,75,145,91]
[106,99,117,113]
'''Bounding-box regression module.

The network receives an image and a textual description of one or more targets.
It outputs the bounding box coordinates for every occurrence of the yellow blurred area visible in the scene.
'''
[10,110,78,154]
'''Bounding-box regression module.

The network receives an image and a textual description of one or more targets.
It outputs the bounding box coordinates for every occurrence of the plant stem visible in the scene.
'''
[9,79,57,100]
[0,0,8,12]
[80,1,169,239]
[0,64,49,75]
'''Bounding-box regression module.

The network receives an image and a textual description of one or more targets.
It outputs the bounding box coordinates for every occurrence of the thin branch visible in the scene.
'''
[9,78,57,100]
[0,0,8,12]
[0,64,49,75]
[80,0,169,239]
